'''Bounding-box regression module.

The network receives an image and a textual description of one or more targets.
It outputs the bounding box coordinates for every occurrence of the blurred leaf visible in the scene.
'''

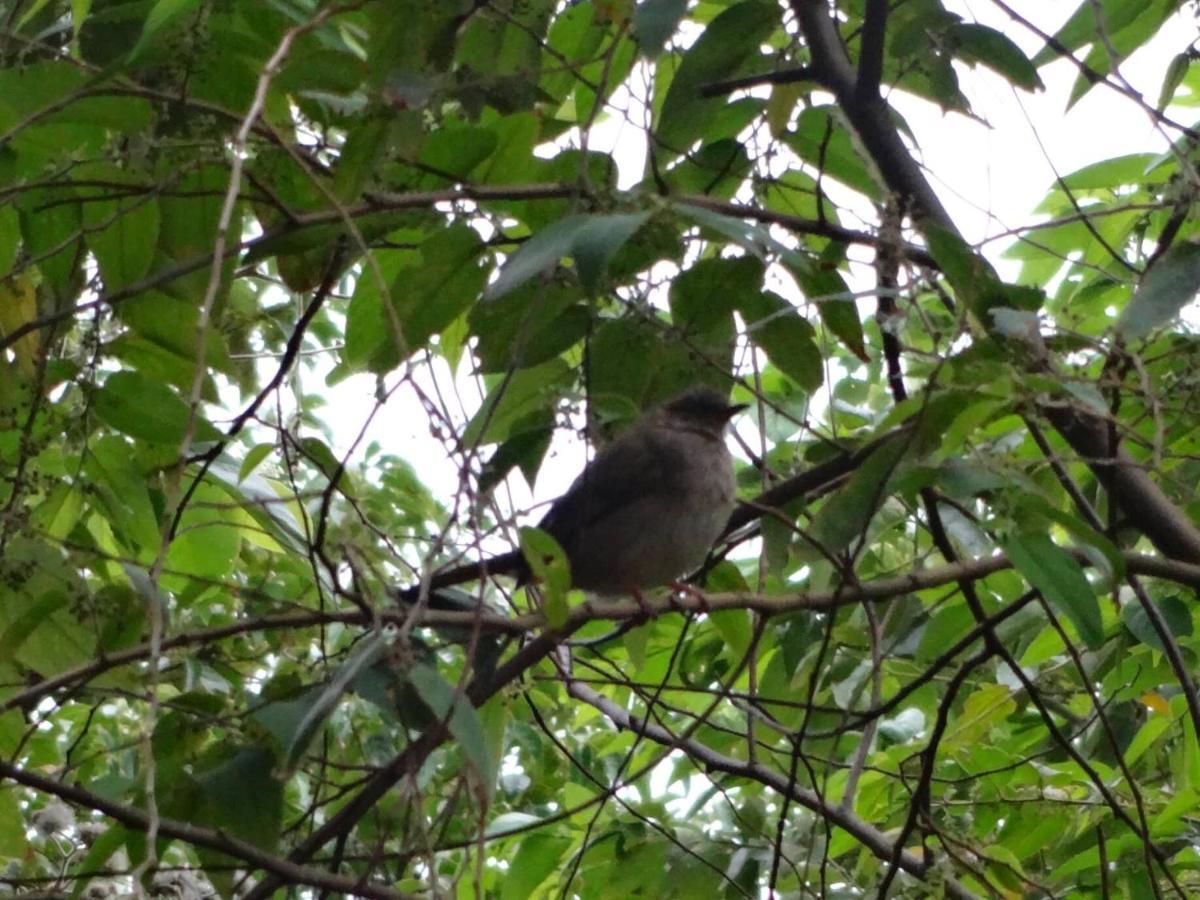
[502,833,572,900]
[195,746,282,851]
[93,371,221,444]
[950,23,1042,91]
[1157,52,1190,110]
[258,630,393,771]
[520,526,572,626]
[1117,242,1200,339]
[632,0,687,58]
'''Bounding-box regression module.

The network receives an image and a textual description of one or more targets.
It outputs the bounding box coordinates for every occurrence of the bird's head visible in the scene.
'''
[661,385,747,434]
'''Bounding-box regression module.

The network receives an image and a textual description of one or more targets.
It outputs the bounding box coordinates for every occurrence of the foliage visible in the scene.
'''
[1,0,1199,897]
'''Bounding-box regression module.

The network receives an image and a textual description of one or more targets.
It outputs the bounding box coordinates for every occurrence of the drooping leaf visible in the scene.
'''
[655,1,778,153]
[1005,533,1104,649]
[809,437,909,554]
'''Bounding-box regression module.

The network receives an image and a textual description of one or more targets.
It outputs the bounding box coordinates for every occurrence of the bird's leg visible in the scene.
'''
[668,580,711,614]
[629,587,654,621]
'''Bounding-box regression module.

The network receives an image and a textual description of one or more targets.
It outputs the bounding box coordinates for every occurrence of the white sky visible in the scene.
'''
[301,1,1194,544]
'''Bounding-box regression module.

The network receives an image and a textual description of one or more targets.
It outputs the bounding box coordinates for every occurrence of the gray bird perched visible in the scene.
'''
[397,386,745,609]
[537,385,745,596]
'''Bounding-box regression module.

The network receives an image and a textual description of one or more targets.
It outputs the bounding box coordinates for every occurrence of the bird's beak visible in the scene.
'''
[725,402,749,419]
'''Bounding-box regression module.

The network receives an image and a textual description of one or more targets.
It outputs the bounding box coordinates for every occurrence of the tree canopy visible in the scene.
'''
[2,0,1200,897]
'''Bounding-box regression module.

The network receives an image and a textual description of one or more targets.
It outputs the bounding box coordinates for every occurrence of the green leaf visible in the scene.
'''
[784,252,866,362]
[81,173,160,290]
[656,1,778,153]
[132,0,202,59]
[502,833,572,900]
[395,224,488,346]
[1057,153,1167,191]
[1004,533,1104,649]
[0,790,28,858]
[950,23,1042,92]
[84,435,161,555]
[196,746,282,851]
[632,0,687,58]
[70,826,128,897]
[0,206,18,279]
[1118,242,1200,338]
[0,540,94,675]
[408,662,496,785]
[710,609,752,660]
[572,213,651,294]
[118,291,231,376]
[257,630,393,771]
[1121,595,1193,652]
[1157,52,1190,110]
[462,359,573,447]
[486,212,650,300]
[164,481,243,580]
[785,106,882,200]
[238,443,274,482]
[519,526,572,627]
[18,188,84,303]
[809,435,908,554]
[93,371,221,444]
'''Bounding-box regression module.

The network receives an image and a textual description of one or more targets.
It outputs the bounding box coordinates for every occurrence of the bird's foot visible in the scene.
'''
[629,587,654,622]
[668,580,711,614]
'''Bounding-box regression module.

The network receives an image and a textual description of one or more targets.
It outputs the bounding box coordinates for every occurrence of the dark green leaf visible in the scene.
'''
[1005,533,1104,649]
[1122,595,1193,652]
[132,0,202,59]
[196,746,282,851]
[950,23,1042,92]
[737,290,821,391]
[655,1,778,153]
[785,252,867,362]
[810,437,908,554]
[81,174,160,291]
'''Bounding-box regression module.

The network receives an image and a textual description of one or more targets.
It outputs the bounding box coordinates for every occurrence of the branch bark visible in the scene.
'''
[791,0,1200,564]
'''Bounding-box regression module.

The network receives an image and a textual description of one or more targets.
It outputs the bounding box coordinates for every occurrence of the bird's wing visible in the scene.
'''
[538,425,685,550]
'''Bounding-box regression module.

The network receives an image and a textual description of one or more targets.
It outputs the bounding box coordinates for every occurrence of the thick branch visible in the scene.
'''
[792,0,1200,564]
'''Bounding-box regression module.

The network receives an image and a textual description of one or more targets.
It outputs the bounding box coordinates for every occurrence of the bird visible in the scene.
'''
[397,385,746,610]
[535,384,745,598]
